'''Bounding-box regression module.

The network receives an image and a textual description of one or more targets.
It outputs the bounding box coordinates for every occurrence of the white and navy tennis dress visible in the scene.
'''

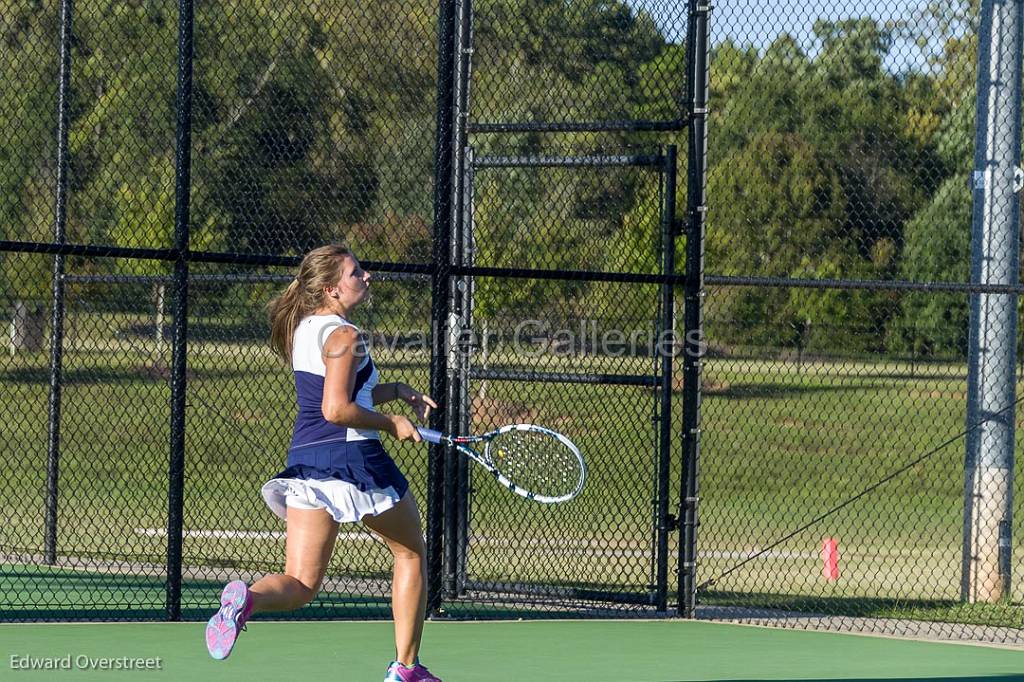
[260,314,409,523]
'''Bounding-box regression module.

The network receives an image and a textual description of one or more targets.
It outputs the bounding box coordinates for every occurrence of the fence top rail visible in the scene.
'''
[468,119,687,134]
[706,274,1024,295]
[450,265,683,285]
[0,241,434,275]
[62,272,431,285]
[9,239,1022,294]
[473,154,666,168]
[470,368,659,387]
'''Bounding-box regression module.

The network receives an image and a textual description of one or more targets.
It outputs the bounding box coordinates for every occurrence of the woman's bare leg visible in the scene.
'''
[249,506,340,613]
[361,494,426,667]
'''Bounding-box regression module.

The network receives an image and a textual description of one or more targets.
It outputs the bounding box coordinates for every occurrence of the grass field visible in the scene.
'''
[2,309,1022,631]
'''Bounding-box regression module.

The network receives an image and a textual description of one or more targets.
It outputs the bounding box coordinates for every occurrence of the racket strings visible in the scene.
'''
[486,430,582,498]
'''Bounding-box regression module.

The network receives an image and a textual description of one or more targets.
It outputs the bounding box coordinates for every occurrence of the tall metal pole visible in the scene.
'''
[166,0,195,621]
[454,145,475,597]
[655,146,678,613]
[962,0,1024,604]
[44,0,75,566]
[443,0,473,601]
[679,0,710,618]
[456,0,475,601]
[427,0,460,615]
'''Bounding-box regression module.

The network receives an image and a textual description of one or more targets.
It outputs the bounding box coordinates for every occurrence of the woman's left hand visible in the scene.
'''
[396,383,438,423]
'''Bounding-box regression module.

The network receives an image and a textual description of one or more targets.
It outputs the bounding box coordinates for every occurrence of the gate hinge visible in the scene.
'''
[664,513,679,532]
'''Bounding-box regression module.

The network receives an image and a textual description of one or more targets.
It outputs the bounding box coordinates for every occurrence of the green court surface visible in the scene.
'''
[2,620,1022,681]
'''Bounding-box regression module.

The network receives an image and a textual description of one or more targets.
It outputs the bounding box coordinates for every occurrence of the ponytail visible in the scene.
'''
[267,244,352,364]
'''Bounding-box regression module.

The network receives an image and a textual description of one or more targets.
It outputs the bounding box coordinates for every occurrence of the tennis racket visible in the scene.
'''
[416,424,586,504]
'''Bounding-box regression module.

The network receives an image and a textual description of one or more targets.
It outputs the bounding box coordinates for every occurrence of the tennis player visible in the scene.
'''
[204,244,442,682]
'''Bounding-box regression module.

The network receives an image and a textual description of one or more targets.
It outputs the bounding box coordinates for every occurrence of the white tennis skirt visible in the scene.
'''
[260,477,404,524]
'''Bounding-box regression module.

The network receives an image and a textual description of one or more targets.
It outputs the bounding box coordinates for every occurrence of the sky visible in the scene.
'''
[626,0,952,73]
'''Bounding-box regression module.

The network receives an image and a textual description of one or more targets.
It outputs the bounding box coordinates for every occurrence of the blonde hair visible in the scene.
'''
[267,244,353,364]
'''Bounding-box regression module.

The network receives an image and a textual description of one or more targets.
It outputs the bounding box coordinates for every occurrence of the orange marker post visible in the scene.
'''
[821,537,839,581]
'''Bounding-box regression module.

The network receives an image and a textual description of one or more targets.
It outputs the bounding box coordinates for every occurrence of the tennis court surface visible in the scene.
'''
[3,619,1022,681]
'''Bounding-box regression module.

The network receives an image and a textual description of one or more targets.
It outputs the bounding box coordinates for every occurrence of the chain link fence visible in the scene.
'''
[699,0,1024,645]
[2,0,1023,646]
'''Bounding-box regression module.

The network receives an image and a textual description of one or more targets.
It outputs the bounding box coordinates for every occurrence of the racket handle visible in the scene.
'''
[416,427,444,444]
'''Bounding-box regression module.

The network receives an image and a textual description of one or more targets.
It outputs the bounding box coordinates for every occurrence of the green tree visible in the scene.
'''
[0,1,59,303]
[705,22,938,352]
[890,0,978,356]
[2,0,680,329]
[470,0,673,322]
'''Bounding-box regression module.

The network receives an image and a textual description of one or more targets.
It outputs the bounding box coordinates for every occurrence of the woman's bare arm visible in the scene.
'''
[321,326,395,434]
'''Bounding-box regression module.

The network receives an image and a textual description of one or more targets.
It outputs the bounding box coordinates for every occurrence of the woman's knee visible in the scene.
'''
[391,536,426,563]
[287,572,322,605]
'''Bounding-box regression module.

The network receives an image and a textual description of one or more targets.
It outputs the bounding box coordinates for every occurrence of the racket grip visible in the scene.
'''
[416,427,444,444]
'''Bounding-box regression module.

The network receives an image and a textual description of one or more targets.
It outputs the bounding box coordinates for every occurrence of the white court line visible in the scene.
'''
[701,550,818,560]
[133,528,818,559]
[134,528,375,542]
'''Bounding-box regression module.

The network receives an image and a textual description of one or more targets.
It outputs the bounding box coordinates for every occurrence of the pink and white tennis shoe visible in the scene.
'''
[205,580,253,660]
[384,660,442,681]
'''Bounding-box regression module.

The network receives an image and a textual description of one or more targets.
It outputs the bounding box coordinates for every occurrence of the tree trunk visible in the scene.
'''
[9,301,46,354]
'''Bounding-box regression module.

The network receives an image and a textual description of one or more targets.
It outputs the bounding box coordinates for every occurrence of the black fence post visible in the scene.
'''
[427,0,459,616]
[443,0,473,602]
[166,0,195,622]
[655,146,678,612]
[679,0,710,619]
[446,145,474,599]
[455,145,475,596]
[44,0,75,567]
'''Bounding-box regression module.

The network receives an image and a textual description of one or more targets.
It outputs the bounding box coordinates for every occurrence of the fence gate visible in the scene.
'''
[434,146,681,614]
